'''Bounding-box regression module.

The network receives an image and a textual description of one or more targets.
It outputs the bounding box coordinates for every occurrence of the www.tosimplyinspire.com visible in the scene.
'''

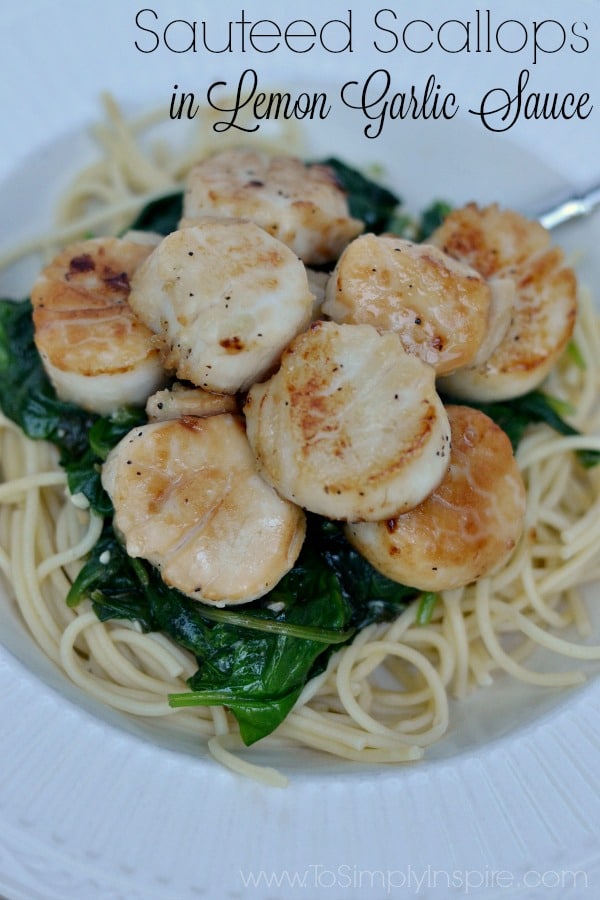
[237,863,590,894]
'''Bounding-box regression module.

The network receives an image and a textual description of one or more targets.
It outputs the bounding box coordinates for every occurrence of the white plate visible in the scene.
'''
[1,3,600,898]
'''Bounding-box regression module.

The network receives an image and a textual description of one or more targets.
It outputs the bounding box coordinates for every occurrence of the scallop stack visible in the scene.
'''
[31,148,577,605]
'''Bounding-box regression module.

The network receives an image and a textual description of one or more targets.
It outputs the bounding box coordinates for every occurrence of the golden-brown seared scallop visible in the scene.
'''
[244,321,451,522]
[145,383,238,421]
[322,234,491,375]
[346,405,526,592]
[430,204,577,401]
[182,149,364,265]
[102,414,306,605]
[430,204,550,277]
[31,236,165,414]
[128,221,314,394]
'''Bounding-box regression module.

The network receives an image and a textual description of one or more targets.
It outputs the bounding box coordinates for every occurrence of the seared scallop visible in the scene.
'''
[346,405,526,592]
[102,414,306,605]
[430,204,577,400]
[322,234,491,375]
[182,148,364,264]
[128,220,314,394]
[244,321,451,522]
[430,204,550,277]
[31,236,165,414]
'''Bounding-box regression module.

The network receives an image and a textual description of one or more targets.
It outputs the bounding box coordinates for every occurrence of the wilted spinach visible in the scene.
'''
[318,157,401,233]
[417,200,453,240]
[315,518,418,628]
[127,191,183,235]
[67,515,416,745]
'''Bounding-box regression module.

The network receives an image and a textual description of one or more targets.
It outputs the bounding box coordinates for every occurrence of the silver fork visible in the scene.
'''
[537,185,600,230]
